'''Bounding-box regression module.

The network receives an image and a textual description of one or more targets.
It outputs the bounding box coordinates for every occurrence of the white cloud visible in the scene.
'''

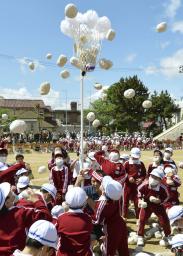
[125,53,137,63]
[165,0,181,18]
[160,48,183,77]
[172,20,183,33]
[0,87,63,110]
[145,65,159,74]
[160,41,170,49]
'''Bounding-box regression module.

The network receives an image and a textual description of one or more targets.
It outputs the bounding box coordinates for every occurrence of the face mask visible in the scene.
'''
[164,152,171,159]
[153,156,160,163]
[0,156,7,163]
[149,176,160,187]
[56,158,64,167]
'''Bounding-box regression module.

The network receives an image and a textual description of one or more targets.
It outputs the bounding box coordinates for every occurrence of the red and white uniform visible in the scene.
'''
[93,195,129,256]
[162,174,181,209]
[57,210,93,256]
[122,159,146,218]
[94,151,127,185]
[137,179,171,237]
[0,163,25,185]
[0,200,52,256]
[51,165,70,204]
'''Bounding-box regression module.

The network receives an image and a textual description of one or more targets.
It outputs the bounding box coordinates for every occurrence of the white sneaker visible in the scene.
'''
[159,236,169,247]
[137,236,144,246]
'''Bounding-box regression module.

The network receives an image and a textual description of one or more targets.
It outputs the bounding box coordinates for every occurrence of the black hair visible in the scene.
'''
[26,237,43,249]
[153,149,163,158]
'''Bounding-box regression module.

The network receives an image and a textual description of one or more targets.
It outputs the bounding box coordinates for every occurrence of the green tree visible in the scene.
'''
[147,90,179,131]
[106,75,149,132]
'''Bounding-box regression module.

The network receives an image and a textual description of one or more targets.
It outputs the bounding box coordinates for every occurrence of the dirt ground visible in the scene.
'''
[7,150,183,255]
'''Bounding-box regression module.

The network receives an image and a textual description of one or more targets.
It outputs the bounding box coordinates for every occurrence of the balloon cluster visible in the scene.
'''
[61,4,115,41]
[60,3,114,71]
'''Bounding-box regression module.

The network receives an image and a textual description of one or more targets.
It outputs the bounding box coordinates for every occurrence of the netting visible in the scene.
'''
[73,24,101,71]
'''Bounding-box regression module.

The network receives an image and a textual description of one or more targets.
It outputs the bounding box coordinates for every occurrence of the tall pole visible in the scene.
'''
[65,90,68,133]
[80,71,85,169]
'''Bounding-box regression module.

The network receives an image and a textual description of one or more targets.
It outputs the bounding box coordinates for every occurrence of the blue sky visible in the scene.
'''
[0,0,183,109]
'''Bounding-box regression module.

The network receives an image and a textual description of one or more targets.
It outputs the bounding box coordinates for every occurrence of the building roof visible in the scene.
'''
[0,99,49,109]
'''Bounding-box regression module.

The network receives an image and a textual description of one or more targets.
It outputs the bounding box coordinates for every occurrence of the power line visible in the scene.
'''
[0,52,182,73]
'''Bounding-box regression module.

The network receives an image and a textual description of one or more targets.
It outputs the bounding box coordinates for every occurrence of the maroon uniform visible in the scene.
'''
[122,159,146,218]
[51,165,69,204]
[137,179,171,237]
[0,200,52,256]
[93,195,129,256]
[162,175,181,209]
[57,210,93,256]
[94,151,127,184]
[0,163,25,185]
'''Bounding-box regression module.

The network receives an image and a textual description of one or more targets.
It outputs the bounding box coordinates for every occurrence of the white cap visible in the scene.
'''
[170,234,183,249]
[17,176,30,189]
[0,182,11,209]
[168,205,183,225]
[165,147,173,153]
[28,220,58,249]
[51,205,65,218]
[150,168,164,179]
[131,147,141,158]
[65,187,87,209]
[41,183,57,200]
[54,148,62,156]
[88,152,95,161]
[135,253,151,256]
[102,176,122,200]
[16,168,28,176]
[102,145,108,152]
[109,152,120,162]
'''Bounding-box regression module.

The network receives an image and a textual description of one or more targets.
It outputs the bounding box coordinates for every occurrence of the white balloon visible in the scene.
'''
[65,3,78,18]
[2,114,8,120]
[60,19,73,37]
[70,56,81,69]
[83,10,99,29]
[142,100,152,109]
[124,89,135,99]
[46,53,52,59]
[40,82,50,95]
[87,112,95,122]
[99,58,113,70]
[10,120,27,134]
[92,119,101,128]
[95,16,111,39]
[28,62,35,70]
[57,55,67,67]
[102,86,109,93]
[38,166,47,174]
[60,70,70,79]
[94,83,103,90]
[156,22,167,33]
[106,29,116,41]
[178,162,183,168]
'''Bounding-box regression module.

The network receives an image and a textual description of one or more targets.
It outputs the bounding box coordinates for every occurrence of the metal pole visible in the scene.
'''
[80,71,85,169]
[65,90,68,133]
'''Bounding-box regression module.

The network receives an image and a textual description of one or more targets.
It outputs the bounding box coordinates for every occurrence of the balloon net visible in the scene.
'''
[73,24,101,71]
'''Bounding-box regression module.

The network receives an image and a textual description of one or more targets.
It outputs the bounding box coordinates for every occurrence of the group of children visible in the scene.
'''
[0,139,183,256]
